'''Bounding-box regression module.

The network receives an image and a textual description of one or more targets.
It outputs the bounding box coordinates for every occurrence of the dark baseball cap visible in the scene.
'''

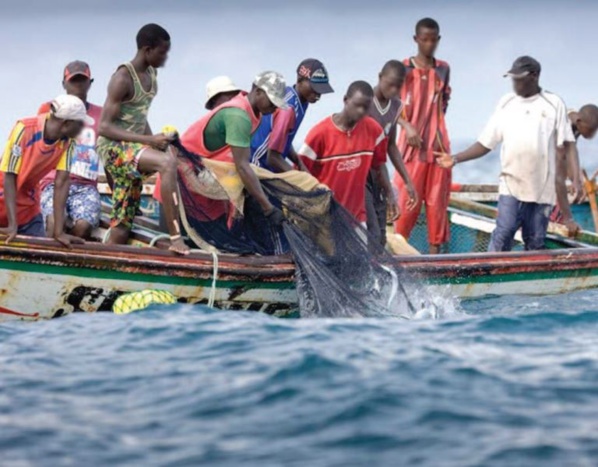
[504,56,541,78]
[64,60,92,81]
[297,58,334,94]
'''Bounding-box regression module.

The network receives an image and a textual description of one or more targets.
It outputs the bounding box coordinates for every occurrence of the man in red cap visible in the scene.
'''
[38,60,103,240]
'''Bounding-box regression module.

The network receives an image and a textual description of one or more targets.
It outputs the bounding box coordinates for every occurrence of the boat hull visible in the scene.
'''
[2,238,598,320]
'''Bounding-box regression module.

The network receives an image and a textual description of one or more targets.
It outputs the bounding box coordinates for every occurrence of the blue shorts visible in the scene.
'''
[18,213,45,237]
[41,183,101,228]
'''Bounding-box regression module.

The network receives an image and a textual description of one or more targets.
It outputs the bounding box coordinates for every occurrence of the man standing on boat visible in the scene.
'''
[250,58,334,173]
[436,56,576,251]
[298,81,387,227]
[367,60,418,247]
[564,105,598,192]
[38,61,102,240]
[549,104,598,224]
[393,17,452,255]
[97,23,189,255]
[0,95,89,246]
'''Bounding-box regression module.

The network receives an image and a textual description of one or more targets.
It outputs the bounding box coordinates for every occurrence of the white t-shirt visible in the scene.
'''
[478,91,575,205]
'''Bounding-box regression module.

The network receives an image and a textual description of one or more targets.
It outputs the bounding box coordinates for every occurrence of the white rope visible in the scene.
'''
[102,228,111,244]
[149,233,170,247]
[208,251,219,308]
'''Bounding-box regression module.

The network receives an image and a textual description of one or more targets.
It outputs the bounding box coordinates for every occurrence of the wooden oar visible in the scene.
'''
[582,169,598,233]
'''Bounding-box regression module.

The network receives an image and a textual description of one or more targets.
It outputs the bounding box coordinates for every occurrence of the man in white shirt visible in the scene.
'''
[436,56,576,251]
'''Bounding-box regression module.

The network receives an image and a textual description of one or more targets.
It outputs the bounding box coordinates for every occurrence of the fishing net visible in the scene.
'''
[113,290,177,315]
[170,137,430,318]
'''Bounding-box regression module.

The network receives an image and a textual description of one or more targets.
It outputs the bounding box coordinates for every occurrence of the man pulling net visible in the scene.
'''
[165,73,429,318]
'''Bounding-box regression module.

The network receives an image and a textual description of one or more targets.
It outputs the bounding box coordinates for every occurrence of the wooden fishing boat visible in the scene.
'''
[2,193,598,321]
[450,183,598,232]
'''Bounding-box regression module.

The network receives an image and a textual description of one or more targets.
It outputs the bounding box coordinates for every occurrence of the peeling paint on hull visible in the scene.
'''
[2,237,598,320]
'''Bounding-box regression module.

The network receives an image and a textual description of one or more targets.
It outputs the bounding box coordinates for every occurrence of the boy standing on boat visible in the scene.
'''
[367,60,418,247]
[0,95,90,246]
[97,23,189,255]
[38,61,102,240]
[251,59,334,173]
[393,17,452,255]
[298,81,387,226]
[436,56,575,251]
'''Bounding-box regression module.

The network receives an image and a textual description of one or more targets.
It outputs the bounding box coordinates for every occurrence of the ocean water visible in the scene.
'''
[2,291,598,467]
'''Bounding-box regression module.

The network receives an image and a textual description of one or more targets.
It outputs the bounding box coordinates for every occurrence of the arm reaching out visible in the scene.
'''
[231,146,274,215]
[435,142,491,168]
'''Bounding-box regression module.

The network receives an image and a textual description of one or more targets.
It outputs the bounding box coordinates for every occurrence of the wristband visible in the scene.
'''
[452,156,459,166]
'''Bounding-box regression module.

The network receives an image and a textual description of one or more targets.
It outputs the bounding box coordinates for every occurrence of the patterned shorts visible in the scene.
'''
[98,141,149,229]
[41,183,101,228]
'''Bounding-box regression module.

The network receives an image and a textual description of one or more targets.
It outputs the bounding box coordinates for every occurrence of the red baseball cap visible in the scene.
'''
[64,60,92,81]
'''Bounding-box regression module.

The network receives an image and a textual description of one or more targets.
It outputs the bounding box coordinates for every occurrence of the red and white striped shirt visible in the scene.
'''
[398,58,451,163]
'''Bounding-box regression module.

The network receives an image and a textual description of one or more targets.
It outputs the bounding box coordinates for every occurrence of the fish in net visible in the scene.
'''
[169,137,431,318]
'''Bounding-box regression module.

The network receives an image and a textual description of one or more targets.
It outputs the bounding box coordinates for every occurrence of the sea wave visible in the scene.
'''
[2,292,598,466]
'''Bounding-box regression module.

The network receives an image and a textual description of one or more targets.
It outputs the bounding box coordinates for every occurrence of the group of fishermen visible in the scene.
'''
[1,18,597,256]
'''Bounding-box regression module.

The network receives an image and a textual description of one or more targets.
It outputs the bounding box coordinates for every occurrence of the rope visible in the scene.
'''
[102,228,111,244]
[208,251,219,308]
[149,234,171,247]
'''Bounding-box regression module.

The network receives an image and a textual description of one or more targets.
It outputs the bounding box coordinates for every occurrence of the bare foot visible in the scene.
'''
[429,244,441,255]
[169,237,190,255]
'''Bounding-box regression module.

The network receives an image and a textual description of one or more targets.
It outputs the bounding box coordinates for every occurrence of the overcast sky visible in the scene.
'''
[1,0,597,182]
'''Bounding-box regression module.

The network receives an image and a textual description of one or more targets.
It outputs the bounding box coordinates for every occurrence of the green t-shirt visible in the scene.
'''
[203,107,252,152]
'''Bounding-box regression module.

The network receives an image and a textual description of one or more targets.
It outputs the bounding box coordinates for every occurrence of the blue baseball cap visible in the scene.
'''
[297,58,334,94]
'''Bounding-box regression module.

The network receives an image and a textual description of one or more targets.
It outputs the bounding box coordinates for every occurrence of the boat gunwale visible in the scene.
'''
[2,237,598,282]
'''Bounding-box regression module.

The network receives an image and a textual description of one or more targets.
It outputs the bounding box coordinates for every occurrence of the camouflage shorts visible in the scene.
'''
[98,141,149,229]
